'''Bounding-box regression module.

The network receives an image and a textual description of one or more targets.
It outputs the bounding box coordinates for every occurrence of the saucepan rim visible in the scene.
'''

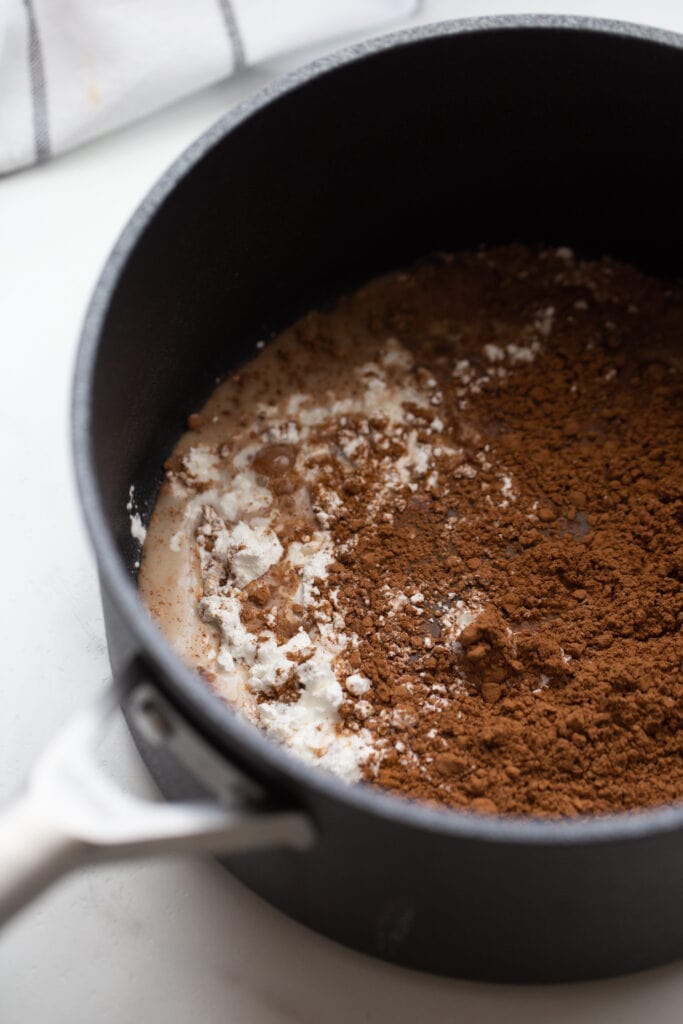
[73,13,683,845]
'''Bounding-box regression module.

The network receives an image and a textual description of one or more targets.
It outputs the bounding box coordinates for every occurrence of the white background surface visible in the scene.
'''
[1,2,682,1020]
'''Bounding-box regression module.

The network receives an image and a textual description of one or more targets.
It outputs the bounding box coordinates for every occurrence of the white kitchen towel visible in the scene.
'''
[1,1,417,174]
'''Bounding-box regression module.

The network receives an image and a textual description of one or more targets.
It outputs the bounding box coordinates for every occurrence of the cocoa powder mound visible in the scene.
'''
[316,246,683,816]
[151,243,683,817]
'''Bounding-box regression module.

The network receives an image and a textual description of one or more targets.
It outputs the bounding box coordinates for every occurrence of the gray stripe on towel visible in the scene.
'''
[215,0,246,70]
[22,0,51,161]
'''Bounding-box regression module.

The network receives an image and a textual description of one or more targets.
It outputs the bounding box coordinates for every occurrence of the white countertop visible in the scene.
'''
[1,2,682,1020]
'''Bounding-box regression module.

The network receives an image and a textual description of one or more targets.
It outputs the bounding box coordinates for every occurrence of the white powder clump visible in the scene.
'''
[130,512,147,544]
[346,673,372,696]
[499,474,516,508]
[218,471,272,521]
[355,700,373,720]
[127,484,147,543]
[191,475,372,778]
[200,593,258,671]
[224,520,283,588]
[441,600,483,650]
[249,630,313,691]
[267,420,300,444]
[506,341,542,364]
[258,651,374,781]
[287,533,335,608]
[183,445,221,482]
[534,306,555,338]
[453,463,477,480]
[483,343,505,363]
[396,430,432,480]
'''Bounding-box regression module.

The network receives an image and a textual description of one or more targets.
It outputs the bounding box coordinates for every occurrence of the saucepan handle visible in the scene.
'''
[0,793,83,925]
[0,683,315,928]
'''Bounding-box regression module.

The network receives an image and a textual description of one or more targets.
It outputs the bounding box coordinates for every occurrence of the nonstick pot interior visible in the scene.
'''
[75,17,683,981]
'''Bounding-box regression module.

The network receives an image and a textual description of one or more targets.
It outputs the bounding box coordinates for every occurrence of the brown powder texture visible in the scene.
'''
[314,247,683,816]
[146,244,683,817]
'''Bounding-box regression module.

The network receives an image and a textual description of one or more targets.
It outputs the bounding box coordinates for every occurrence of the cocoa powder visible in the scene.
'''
[315,246,683,815]
[145,244,683,816]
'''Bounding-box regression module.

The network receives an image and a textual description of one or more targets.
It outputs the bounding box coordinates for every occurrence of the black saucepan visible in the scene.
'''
[19,16,683,982]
